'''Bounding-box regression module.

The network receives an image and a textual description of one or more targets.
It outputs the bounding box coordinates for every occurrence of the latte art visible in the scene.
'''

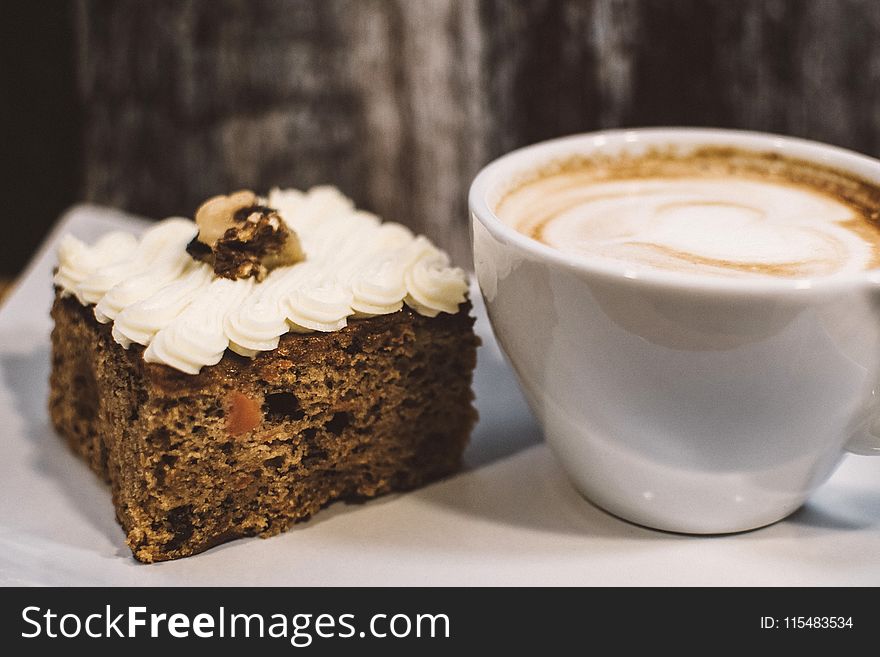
[496,152,880,279]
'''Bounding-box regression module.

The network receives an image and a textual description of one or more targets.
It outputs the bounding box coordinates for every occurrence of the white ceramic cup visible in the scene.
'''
[470,128,880,534]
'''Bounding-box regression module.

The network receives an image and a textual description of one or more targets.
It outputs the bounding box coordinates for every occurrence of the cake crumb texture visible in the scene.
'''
[50,293,477,562]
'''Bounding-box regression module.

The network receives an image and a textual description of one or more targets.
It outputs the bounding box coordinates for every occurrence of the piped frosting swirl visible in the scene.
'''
[55,187,469,374]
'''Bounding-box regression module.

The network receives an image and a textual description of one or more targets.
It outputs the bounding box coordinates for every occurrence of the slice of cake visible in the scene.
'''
[49,187,477,563]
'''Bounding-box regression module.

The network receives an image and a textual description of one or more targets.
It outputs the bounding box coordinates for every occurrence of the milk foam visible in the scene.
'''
[497,174,878,278]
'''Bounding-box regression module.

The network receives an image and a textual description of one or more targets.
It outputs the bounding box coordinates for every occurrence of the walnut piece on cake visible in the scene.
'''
[186,189,304,281]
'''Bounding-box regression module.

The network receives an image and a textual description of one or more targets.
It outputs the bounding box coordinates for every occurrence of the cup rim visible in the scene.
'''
[469,127,880,293]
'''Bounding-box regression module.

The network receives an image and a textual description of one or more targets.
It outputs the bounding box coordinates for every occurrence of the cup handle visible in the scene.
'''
[847,395,880,455]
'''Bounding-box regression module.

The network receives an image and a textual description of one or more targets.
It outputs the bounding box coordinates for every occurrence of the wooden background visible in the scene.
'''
[5,0,880,273]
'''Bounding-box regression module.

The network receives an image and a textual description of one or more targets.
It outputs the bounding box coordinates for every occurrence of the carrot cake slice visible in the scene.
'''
[49,187,477,562]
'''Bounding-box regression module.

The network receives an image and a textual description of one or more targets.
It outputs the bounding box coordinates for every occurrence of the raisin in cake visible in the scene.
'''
[49,187,477,563]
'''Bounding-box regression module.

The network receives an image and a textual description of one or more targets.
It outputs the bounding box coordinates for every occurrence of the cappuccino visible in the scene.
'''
[495,148,880,278]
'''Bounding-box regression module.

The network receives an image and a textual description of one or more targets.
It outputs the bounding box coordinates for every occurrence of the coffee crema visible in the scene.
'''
[494,148,880,278]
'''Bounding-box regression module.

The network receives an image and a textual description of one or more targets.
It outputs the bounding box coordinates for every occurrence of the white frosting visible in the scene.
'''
[144,277,256,374]
[76,219,197,308]
[56,187,469,374]
[498,176,876,278]
[93,220,199,323]
[54,232,139,303]
[112,263,214,348]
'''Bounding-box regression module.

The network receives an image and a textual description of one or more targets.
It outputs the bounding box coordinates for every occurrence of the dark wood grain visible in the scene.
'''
[68,0,880,267]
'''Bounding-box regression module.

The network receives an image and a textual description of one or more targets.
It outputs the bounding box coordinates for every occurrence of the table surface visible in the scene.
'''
[1,205,879,586]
